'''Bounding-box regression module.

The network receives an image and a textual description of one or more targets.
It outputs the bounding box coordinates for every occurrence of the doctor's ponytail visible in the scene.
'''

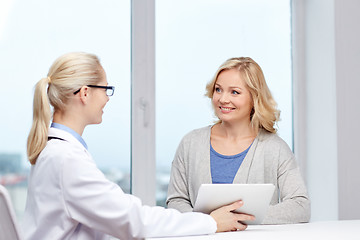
[27,77,52,164]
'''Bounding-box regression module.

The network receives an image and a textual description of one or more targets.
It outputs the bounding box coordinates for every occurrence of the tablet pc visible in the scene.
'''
[193,184,275,225]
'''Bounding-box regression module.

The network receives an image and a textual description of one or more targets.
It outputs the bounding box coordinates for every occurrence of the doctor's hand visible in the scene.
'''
[210,200,255,232]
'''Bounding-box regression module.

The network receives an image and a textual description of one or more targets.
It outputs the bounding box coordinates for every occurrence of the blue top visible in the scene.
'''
[210,143,251,184]
[50,122,88,149]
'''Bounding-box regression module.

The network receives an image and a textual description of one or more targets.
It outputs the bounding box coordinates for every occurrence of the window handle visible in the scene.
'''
[139,97,149,127]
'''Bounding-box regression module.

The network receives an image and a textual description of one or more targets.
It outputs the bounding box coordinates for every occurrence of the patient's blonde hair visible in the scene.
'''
[205,57,280,133]
[27,52,102,164]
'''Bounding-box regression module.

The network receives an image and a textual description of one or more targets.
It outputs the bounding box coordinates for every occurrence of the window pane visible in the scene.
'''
[156,0,292,206]
[0,0,131,218]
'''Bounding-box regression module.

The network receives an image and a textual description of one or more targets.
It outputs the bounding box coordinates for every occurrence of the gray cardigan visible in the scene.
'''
[166,126,311,224]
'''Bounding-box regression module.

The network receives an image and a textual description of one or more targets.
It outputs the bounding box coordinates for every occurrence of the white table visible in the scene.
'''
[146,220,360,240]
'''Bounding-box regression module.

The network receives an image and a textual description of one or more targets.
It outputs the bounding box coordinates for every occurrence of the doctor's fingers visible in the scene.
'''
[224,201,256,223]
[223,200,244,212]
[234,220,248,231]
[233,212,255,224]
[210,207,249,232]
[224,213,249,232]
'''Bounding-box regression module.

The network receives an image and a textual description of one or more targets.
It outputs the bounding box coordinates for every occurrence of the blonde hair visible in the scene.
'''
[205,57,280,133]
[27,52,102,164]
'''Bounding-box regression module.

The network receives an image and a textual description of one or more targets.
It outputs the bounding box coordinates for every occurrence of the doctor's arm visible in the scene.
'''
[60,152,217,239]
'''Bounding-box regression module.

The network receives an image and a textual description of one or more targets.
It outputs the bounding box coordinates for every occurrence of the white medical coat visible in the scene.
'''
[22,127,216,240]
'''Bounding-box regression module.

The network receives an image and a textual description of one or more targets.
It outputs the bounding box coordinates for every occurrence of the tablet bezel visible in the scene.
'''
[193,183,275,225]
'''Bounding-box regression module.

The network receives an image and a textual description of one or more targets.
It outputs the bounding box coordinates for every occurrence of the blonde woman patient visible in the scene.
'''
[22,52,255,240]
[166,57,311,226]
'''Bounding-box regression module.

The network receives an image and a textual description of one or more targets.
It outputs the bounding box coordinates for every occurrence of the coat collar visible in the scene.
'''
[48,127,87,151]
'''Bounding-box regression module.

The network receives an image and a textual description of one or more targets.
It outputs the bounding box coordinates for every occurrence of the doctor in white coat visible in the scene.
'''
[22,52,254,240]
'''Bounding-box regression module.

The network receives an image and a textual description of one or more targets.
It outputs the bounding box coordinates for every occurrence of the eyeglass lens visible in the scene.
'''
[106,88,114,96]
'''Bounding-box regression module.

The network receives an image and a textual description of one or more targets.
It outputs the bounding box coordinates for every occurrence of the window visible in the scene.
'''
[0,0,292,219]
[155,0,292,206]
[0,0,131,218]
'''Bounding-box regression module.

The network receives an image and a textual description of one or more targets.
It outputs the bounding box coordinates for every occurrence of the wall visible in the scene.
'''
[293,0,360,221]
[305,0,338,221]
[334,0,360,220]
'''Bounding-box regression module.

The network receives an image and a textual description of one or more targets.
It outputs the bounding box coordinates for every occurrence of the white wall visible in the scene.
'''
[293,0,360,221]
[305,0,339,221]
[334,0,360,220]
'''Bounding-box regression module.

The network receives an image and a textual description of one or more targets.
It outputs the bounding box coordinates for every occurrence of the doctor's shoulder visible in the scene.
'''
[41,139,88,165]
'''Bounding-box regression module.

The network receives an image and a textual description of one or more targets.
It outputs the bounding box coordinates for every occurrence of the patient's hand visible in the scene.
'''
[210,201,255,232]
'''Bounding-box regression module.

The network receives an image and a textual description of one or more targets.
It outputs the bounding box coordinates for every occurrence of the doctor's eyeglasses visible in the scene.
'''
[73,85,115,96]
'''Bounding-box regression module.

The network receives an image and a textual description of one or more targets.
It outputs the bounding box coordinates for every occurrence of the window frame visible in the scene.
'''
[131,0,156,205]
